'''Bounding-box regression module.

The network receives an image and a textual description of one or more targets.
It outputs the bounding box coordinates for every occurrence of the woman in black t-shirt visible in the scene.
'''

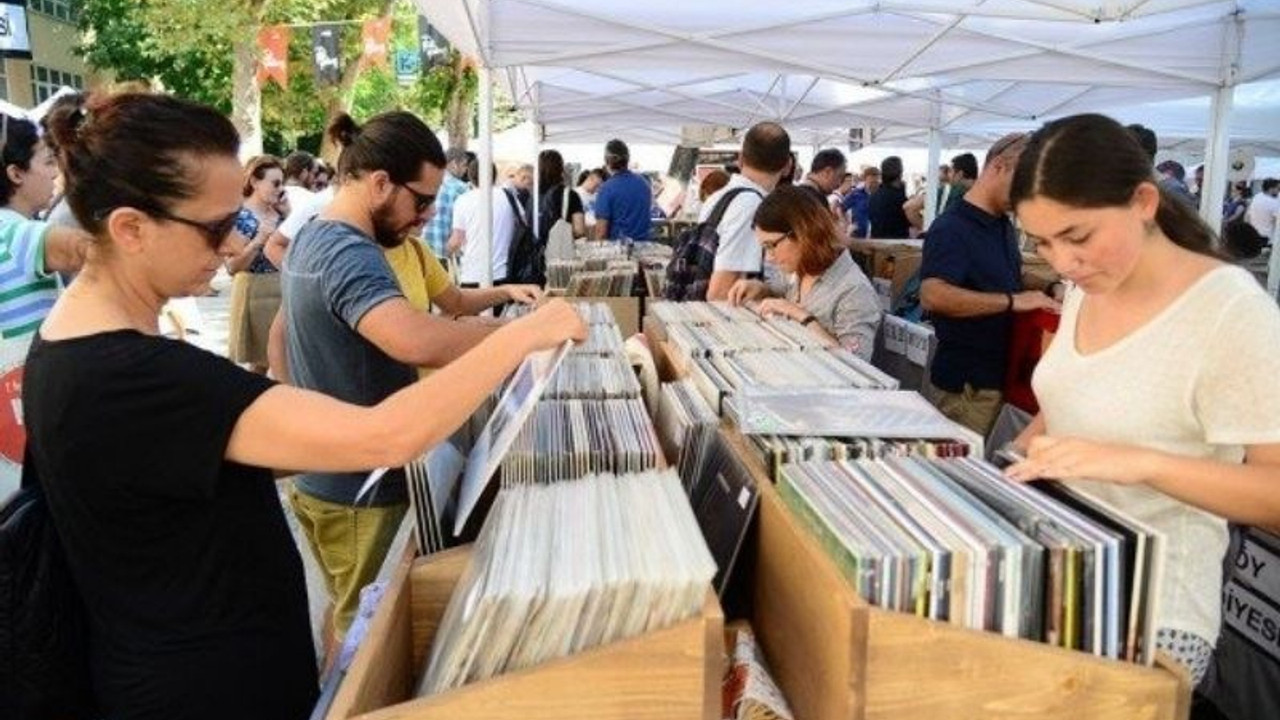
[24,93,585,720]
[536,149,586,243]
[867,155,911,239]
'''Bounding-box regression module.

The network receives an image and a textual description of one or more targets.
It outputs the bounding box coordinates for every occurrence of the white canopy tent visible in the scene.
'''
[414,0,1280,278]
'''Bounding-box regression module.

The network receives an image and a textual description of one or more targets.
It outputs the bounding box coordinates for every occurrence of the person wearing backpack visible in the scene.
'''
[536,150,586,265]
[664,122,792,302]
[449,162,518,288]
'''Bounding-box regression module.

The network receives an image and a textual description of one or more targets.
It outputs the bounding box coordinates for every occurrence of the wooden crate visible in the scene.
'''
[720,429,1190,720]
[327,546,725,720]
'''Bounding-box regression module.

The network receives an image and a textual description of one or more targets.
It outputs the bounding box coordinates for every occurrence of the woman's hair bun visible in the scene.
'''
[327,113,361,148]
[44,95,90,154]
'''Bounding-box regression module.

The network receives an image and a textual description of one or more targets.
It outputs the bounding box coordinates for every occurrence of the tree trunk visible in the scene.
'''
[317,0,398,162]
[444,73,471,152]
[231,35,263,160]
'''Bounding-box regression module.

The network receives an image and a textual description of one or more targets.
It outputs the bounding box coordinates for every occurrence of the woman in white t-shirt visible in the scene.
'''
[1006,113,1280,687]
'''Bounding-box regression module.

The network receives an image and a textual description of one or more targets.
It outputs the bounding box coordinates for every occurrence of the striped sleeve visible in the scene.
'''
[0,217,59,338]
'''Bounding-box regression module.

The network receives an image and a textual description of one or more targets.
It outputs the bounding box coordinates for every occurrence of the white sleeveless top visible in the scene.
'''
[1032,265,1280,645]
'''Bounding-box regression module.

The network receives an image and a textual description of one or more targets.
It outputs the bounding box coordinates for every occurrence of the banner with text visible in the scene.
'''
[0,0,32,60]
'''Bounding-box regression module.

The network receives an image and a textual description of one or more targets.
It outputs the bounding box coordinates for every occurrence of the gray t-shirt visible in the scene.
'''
[282,219,414,505]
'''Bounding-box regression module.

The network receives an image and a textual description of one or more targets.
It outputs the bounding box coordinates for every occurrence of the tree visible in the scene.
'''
[74,0,487,156]
[75,0,232,112]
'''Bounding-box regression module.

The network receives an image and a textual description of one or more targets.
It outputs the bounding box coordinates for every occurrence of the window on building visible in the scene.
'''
[28,0,76,23]
[30,65,83,104]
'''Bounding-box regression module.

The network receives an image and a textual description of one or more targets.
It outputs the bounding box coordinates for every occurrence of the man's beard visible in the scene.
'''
[371,201,408,248]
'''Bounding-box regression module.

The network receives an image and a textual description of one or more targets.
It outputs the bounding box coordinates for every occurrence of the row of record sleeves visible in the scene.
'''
[650,306,1164,667]
[779,455,1163,665]
[401,298,723,697]
[419,469,717,697]
[408,301,756,608]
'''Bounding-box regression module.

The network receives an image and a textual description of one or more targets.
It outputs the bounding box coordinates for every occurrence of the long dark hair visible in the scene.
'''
[538,149,566,192]
[327,111,446,184]
[46,93,240,235]
[880,156,903,187]
[1010,113,1216,256]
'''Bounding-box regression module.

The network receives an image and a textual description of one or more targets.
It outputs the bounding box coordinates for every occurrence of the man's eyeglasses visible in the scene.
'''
[95,206,241,248]
[759,232,793,253]
[398,184,435,213]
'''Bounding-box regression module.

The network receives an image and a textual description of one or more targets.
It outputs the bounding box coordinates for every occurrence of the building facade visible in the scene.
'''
[1,1,97,108]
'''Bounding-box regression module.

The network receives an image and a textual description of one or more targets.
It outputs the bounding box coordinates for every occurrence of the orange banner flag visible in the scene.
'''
[257,25,290,89]
[361,16,392,69]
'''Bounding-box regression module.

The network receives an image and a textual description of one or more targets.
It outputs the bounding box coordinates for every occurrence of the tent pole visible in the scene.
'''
[923,110,942,230]
[533,139,543,249]
[479,63,494,289]
[1200,84,1234,238]
[1270,223,1280,301]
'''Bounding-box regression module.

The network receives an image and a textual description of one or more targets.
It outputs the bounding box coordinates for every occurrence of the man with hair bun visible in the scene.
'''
[280,111,539,651]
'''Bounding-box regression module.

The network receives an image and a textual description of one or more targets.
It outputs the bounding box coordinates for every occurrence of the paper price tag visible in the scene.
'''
[906,324,933,366]
[884,316,907,355]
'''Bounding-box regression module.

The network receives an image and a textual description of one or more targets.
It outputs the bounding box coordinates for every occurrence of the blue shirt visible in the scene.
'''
[422,174,469,258]
[919,199,1022,392]
[234,208,278,274]
[282,219,413,505]
[843,188,871,238]
[594,169,652,241]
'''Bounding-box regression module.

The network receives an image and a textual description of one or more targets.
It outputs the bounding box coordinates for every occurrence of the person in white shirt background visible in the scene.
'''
[1245,178,1279,242]
[450,160,518,287]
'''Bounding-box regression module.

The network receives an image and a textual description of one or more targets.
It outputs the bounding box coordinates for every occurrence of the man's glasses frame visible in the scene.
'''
[398,184,435,213]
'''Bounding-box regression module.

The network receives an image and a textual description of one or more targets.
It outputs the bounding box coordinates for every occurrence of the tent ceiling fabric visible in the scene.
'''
[416,0,1280,146]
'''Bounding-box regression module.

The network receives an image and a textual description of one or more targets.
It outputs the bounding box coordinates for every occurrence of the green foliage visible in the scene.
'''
[75,0,234,111]
[351,67,402,121]
[74,0,484,146]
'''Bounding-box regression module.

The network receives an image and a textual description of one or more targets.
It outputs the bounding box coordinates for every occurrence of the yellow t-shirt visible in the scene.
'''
[384,239,451,311]
[384,239,453,377]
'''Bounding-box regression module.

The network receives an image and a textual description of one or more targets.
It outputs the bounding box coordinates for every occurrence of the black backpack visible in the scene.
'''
[0,459,97,719]
[663,187,761,301]
[503,189,545,286]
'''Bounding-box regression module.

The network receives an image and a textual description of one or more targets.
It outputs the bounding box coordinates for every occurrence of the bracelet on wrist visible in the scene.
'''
[1005,292,1015,313]
[800,314,818,326]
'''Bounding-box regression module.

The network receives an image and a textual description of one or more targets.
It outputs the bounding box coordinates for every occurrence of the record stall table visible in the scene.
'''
[324,302,724,720]
[643,301,1191,720]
